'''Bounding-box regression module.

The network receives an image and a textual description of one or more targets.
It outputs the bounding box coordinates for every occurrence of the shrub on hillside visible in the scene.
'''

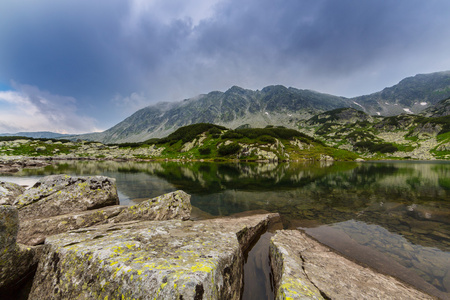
[157,123,227,144]
[258,135,276,144]
[236,127,310,141]
[218,143,241,156]
[221,131,245,139]
[208,127,222,135]
[354,141,398,153]
[198,147,211,155]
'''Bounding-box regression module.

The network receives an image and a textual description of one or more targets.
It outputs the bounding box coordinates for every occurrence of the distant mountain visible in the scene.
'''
[352,71,450,116]
[78,71,450,143]
[80,85,356,143]
[0,131,69,139]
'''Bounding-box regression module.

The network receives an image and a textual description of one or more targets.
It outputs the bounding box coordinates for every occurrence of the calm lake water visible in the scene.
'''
[1,160,449,299]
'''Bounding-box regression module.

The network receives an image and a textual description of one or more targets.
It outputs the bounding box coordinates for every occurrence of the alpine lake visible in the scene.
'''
[2,160,449,299]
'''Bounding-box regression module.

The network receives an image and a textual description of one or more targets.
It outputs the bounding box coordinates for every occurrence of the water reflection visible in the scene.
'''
[2,160,449,297]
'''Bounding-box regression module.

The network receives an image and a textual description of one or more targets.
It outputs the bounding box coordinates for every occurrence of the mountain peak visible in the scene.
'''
[73,71,450,144]
[225,85,248,94]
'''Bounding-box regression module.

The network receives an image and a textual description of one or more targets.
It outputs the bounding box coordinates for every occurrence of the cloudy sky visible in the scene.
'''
[1,0,450,133]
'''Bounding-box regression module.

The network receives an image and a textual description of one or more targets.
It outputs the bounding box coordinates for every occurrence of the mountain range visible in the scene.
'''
[0,131,69,139]
[4,71,450,143]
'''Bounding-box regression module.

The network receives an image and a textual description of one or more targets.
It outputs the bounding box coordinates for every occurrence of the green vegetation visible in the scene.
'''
[437,131,450,143]
[307,107,366,125]
[353,141,398,154]
[0,136,31,141]
[156,123,226,144]
[236,127,312,141]
[218,143,241,156]
[2,113,449,161]
[198,147,211,155]
[0,137,79,156]
[346,130,377,142]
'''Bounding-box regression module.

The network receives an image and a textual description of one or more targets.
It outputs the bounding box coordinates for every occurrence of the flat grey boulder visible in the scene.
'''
[29,213,279,299]
[14,175,119,221]
[0,181,25,205]
[18,190,192,246]
[17,205,126,246]
[270,230,434,299]
[0,205,39,295]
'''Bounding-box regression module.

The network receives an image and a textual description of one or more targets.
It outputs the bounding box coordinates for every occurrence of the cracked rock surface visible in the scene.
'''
[29,213,279,299]
[270,230,434,299]
[18,190,192,246]
[15,175,119,221]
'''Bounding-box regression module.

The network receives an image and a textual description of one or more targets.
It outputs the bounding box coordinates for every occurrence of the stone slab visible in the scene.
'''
[270,230,435,300]
[29,213,279,299]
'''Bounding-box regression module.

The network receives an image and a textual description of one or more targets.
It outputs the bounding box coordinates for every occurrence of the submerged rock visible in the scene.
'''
[270,230,434,299]
[15,175,119,221]
[0,205,39,295]
[18,190,192,246]
[29,213,278,299]
[0,181,25,205]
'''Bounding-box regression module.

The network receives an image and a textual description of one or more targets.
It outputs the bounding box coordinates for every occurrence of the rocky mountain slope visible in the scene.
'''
[63,71,450,143]
[80,86,356,143]
[299,107,450,160]
[352,71,450,116]
[420,97,450,117]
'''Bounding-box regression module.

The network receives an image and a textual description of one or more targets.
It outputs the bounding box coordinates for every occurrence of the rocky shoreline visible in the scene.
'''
[0,174,440,299]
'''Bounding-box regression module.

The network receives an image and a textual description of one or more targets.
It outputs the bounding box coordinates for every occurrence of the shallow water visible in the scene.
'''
[2,160,449,298]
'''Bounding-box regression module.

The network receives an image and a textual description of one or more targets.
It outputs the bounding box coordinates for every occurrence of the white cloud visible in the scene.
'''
[0,83,101,134]
[112,92,149,113]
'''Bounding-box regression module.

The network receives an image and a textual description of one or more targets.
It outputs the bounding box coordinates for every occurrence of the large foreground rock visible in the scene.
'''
[29,213,279,299]
[0,205,39,295]
[0,181,25,205]
[270,230,434,299]
[18,190,192,245]
[15,175,119,220]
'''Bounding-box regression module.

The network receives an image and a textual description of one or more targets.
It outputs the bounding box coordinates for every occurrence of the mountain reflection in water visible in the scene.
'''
[3,160,449,298]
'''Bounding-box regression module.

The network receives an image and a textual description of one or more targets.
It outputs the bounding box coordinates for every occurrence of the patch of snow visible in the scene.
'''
[403,108,413,114]
[376,112,381,116]
[420,102,427,106]
[353,101,364,109]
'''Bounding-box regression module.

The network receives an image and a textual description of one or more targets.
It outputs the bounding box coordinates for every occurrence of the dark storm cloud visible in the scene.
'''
[1,0,450,132]
[0,0,128,98]
[192,0,450,77]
